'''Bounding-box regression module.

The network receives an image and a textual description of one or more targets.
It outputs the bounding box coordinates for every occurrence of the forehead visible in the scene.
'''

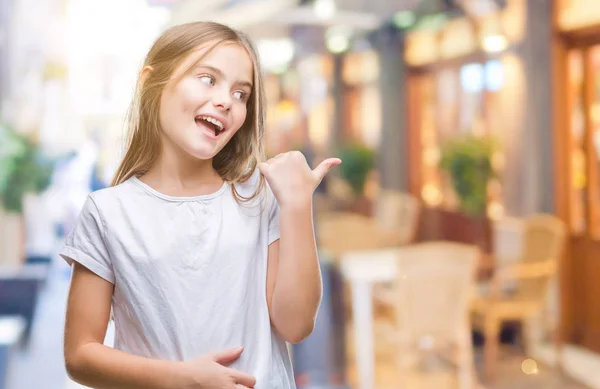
[176,41,254,82]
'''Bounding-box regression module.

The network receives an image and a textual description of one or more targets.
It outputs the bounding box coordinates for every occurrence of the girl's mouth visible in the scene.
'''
[195,115,225,137]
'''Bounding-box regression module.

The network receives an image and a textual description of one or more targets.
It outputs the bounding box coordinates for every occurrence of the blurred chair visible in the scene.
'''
[374,190,421,246]
[316,212,401,260]
[317,190,420,258]
[374,242,480,389]
[471,214,567,381]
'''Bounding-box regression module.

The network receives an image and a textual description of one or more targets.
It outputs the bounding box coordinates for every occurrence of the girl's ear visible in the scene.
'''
[139,66,154,87]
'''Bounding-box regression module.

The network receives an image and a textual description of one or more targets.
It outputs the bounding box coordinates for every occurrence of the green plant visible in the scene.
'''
[439,135,496,216]
[0,122,55,213]
[338,143,375,196]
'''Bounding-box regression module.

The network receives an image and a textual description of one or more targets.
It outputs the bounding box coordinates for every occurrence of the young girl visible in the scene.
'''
[60,21,340,389]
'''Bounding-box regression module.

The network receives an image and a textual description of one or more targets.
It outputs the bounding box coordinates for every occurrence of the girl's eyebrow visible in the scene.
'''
[196,64,253,89]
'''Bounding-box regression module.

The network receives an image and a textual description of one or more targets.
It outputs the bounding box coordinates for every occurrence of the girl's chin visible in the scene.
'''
[183,143,223,161]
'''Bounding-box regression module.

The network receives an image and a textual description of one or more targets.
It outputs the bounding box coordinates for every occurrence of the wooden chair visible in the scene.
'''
[471,214,567,381]
[316,212,401,260]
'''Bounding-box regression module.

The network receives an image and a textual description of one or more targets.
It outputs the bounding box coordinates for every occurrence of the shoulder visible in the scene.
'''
[87,178,145,215]
[231,168,278,210]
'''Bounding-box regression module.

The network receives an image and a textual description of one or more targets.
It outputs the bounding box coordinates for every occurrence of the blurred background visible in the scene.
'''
[0,0,599,388]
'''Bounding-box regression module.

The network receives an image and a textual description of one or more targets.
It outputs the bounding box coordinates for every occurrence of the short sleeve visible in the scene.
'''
[267,188,280,245]
[59,195,115,284]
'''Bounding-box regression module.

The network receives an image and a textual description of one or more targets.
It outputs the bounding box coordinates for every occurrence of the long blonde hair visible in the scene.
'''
[111,21,266,201]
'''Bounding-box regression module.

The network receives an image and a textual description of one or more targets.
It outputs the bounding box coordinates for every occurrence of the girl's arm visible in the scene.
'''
[266,203,320,344]
[261,152,341,344]
[65,263,255,389]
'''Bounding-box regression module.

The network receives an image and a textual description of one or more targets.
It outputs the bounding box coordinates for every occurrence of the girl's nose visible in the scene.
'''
[211,86,232,110]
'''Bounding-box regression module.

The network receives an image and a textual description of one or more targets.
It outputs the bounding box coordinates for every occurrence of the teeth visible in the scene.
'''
[198,116,224,131]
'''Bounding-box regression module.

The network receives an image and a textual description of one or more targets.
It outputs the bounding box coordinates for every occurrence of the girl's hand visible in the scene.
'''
[258,151,341,208]
[181,347,255,389]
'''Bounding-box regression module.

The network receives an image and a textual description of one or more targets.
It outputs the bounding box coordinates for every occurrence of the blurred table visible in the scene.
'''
[340,247,492,389]
[340,249,398,389]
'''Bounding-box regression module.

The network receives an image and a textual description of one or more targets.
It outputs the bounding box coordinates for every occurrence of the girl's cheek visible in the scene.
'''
[186,86,206,103]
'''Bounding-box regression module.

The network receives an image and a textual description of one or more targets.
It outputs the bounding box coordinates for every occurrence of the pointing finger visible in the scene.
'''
[312,158,342,183]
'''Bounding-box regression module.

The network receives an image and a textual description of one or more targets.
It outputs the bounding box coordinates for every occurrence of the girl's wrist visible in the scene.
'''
[278,195,313,212]
[173,361,200,389]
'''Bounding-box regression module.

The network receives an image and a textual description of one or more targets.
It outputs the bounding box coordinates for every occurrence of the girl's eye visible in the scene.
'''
[199,75,214,86]
[233,91,246,100]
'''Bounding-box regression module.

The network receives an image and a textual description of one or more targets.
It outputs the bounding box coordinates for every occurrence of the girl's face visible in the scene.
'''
[158,42,254,162]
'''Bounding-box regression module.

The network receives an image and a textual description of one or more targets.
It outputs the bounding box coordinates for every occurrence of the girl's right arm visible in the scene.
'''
[64,262,256,389]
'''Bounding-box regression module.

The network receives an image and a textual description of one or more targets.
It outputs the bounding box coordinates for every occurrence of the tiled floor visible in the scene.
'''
[344,348,588,389]
[3,260,592,389]
[481,353,587,389]
[343,334,590,389]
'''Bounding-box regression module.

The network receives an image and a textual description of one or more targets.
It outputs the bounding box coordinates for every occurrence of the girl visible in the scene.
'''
[60,21,340,389]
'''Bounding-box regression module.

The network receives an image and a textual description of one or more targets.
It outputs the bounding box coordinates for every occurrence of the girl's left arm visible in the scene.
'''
[266,201,320,344]
[260,151,341,344]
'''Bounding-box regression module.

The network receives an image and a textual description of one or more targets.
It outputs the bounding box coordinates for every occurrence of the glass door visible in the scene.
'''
[567,44,600,239]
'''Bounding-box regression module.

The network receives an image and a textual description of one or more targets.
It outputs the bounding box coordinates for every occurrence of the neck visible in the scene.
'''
[141,144,223,197]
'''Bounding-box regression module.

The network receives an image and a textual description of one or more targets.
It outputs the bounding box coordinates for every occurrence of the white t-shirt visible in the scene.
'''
[60,171,295,389]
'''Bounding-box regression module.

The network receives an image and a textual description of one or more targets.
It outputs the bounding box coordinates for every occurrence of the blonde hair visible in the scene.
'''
[111,21,266,201]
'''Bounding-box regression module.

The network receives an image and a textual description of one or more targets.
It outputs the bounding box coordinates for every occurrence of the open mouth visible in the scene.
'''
[195,115,225,136]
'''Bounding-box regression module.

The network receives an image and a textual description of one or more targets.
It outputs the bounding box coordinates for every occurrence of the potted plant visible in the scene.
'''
[439,134,496,217]
[337,143,376,215]
[436,134,496,252]
[0,121,55,266]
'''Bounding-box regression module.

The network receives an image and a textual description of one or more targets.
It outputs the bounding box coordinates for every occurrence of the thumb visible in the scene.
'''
[210,347,244,364]
[312,158,342,183]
